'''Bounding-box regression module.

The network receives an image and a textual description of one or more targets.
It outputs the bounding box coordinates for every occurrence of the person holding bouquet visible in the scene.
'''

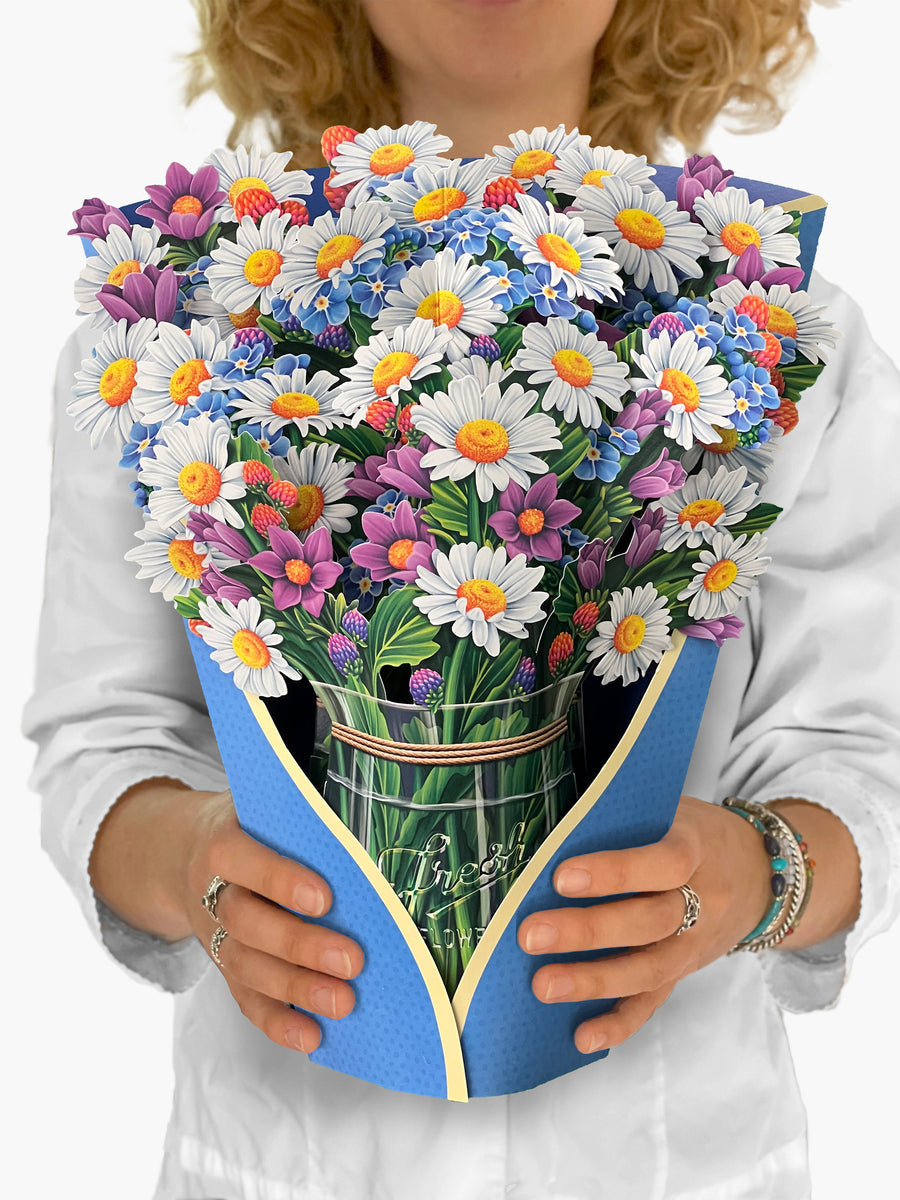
[24,1,899,1197]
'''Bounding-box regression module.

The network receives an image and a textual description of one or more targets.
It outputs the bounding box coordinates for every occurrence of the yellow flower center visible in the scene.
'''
[172,194,204,216]
[613,613,646,654]
[703,558,739,593]
[244,248,284,288]
[415,289,465,329]
[700,426,739,455]
[511,148,557,178]
[388,538,415,570]
[105,259,141,287]
[369,142,416,176]
[231,627,272,670]
[536,232,582,274]
[167,538,205,579]
[169,358,212,406]
[766,304,799,339]
[412,186,469,223]
[551,348,593,388]
[229,305,262,329]
[517,508,545,536]
[720,220,762,257]
[678,498,726,528]
[455,418,510,463]
[177,460,222,506]
[98,357,138,407]
[285,558,312,585]
[316,234,365,278]
[456,578,507,619]
[271,392,320,420]
[228,176,270,206]
[581,168,613,187]
[660,367,701,413]
[286,484,326,531]
[614,208,666,250]
[372,350,419,396]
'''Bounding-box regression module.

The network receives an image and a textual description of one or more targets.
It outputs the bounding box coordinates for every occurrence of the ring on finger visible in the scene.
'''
[210,925,228,966]
[675,883,701,935]
[201,874,229,922]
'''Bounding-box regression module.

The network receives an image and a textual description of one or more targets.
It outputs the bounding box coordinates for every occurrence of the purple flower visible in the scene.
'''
[409,668,444,707]
[188,512,253,562]
[377,443,433,501]
[69,198,132,240]
[648,312,687,340]
[328,632,361,676]
[487,474,580,561]
[681,614,744,647]
[137,163,225,239]
[350,500,437,583]
[341,609,369,642]
[97,263,180,326]
[233,326,275,356]
[199,562,252,605]
[616,388,671,440]
[629,449,687,500]
[715,243,805,293]
[510,656,537,696]
[468,335,501,362]
[624,507,666,568]
[313,324,352,352]
[677,154,734,220]
[576,537,613,590]
[347,452,391,500]
[248,525,342,614]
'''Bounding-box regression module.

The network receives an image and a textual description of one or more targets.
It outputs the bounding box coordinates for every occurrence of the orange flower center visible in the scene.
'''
[286,484,326,531]
[98,357,138,407]
[271,392,320,420]
[517,508,545,536]
[369,142,416,176]
[244,248,284,288]
[536,232,581,274]
[231,628,272,670]
[228,176,270,206]
[678,498,726,528]
[412,186,468,223]
[285,558,312,585]
[172,194,204,216]
[581,168,613,187]
[316,234,365,278]
[105,259,141,287]
[167,538,205,579]
[614,208,666,250]
[766,304,799,339]
[511,148,557,178]
[700,426,739,455]
[169,358,212,405]
[456,578,507,619]
[388,538,416,569]
[660,367,701,412]
[551,348,593,388]
[178,460,222,506]
[613,613,646,654]
[720,220,762,257]
[229,305,262,329]
[703,558,739,593]
[372,350,419,396]
[455,418,510,463]
[415,289,465,328]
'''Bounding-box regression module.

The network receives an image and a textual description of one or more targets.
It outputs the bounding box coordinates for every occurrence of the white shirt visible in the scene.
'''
[24,275,900,1200]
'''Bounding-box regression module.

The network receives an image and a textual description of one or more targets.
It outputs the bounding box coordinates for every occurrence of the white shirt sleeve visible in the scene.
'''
[22,323,228,993]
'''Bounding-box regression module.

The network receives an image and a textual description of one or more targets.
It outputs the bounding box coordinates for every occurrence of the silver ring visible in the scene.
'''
[201,875,229,923]
[676,883,701,935]
[210,925,228,966]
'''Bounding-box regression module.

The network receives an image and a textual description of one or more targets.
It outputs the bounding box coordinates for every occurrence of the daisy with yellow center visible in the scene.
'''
[328,121,454,205]
[630,329,736,449]
[693,188,800,274]
[512,316,630,427]
[132,319,231,428]
[678,530,771,621]
[124,520,209,601]
[196,595,301,697]
[274,442,357,540]
[204,145,313,224]
[69,317,158,448]
[571,176,707,296]
[711,280,839,364]
[382,157,501,229]
[139,412,247,531]
[206,209,301,316]
[586,584,673,687]
[413,542,548,658]
[546,142,657,199]
[654,465,759,551]
[681,423,782,487]
[412,373,561,502]
[74,223,165,329]
[491,125,590,187]
[229,365,345,437]
[494,192,622,304]
[337,318,452,422]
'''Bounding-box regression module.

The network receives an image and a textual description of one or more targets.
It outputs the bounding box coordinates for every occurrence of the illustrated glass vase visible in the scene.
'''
[313,676,582,993]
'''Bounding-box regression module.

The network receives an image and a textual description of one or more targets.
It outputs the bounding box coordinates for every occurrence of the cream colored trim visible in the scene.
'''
[775,192,826,215]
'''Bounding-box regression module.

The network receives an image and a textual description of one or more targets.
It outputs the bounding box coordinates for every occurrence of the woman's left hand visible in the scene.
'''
[518,793,774,1055]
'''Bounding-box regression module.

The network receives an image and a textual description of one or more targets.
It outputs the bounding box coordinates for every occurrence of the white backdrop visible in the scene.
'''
[6,1,898,1196]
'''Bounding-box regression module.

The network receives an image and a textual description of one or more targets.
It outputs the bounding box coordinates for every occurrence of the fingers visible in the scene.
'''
[519,889,687,956]
[553,821,701,900]
[573,982,676,1055]
[530,929,700,1005]
[226,974,324,1054]
[209,822,333,919]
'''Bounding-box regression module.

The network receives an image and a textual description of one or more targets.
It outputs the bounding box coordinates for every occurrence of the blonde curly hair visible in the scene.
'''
[186,0,817,166]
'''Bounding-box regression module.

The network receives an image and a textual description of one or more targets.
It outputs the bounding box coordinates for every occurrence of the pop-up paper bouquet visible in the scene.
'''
[69,122,837,1099]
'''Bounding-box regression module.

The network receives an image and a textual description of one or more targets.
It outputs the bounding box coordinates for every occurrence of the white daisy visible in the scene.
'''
[681,423,782,487]
[75,224,166,329]
[197,595,301,697]
[205,145,313,224]
[124,521,209,601]
[412,373,561,502]
[692,188,800,274]
[710,279,839,364]
[491,124,590,187]
[494,192,622,303]
[382,158,501,228]
[413,542,549,658]
[132,320,232,427]
[447,355,510,388]
[571,176,707,296]
[229,366,346,436]
[374,248,508,360]
[586,584,673,686]
[273,442,357,539]
[546,142,657,197]
[205,210,300,316]
[328,121,454,205]
[140,413,247,530]
[69,317,158,447]
[678,530,771,621]
[512,317,630,427]
[180,284,234,338]
[630,329,736,449]
[336,318,452,421]
[653,465,759,551]
[273,202,395,311]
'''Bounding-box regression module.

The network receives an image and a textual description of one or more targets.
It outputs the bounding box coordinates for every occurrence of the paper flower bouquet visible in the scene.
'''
[69,123,837,1096]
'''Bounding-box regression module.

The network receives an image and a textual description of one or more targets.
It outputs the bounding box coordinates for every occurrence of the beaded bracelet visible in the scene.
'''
[722,797,815,953]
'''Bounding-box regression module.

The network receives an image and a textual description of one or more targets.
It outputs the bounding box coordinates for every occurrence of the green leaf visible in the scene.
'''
[576,483,640,543]
[467,634,527,706]
[614,326,644,367]
[424,477,470,539]
[347,307,375,348]
[257,314,286,343]
[494,321,525,366]
[553,559,583,625]
[174,588,204,620]
[368,587,441,676]
[231,431,275,469]
[728,502,784,537]
[778,358,825,404]
[545,421,591,487]
[305,422,385,463]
